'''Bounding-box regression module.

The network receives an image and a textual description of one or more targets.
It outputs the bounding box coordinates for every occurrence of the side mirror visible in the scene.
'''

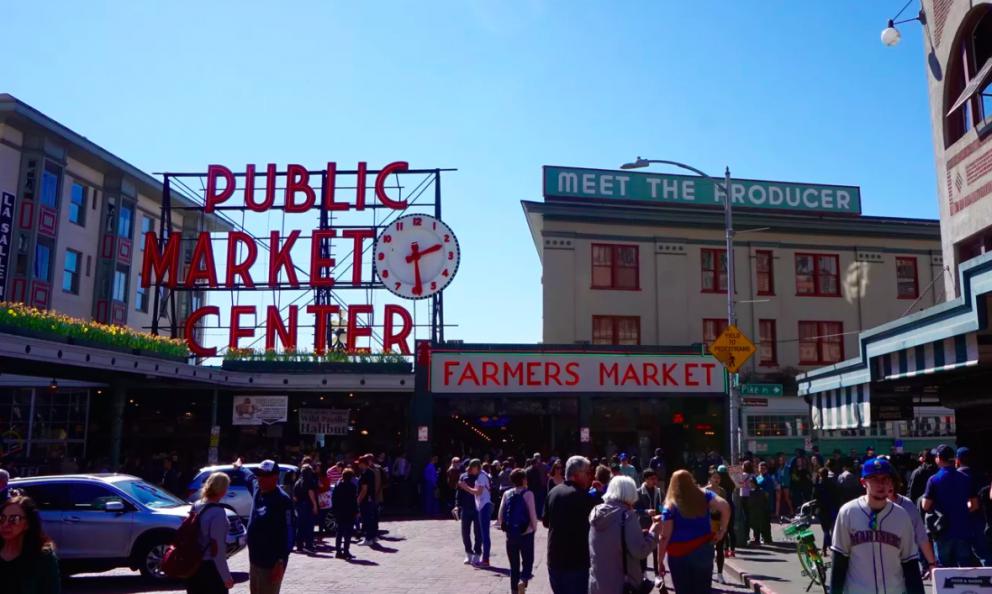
[105,500,126,512]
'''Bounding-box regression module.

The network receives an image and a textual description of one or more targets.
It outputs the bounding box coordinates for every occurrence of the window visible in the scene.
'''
[591,244,639,290]
[798,321,844,364]
[69,183,87,226]
[945,7,992,145]
[66,483,123,511]
[39,162,61,208]
[701,248,727,293]
[117,202,134,239]
[591,316,640,345]
[136,272,148,312]
[702,318,728,347]
[896,257,919,300]
[140,216,155,250]
[756,250,774,295]
[63,249,80,294]
[759,319,777,366]
[113,269,128,302]
[795,253,840,296]
[745,415,810,437]
[17,484,66,510]
[34,242,52,281]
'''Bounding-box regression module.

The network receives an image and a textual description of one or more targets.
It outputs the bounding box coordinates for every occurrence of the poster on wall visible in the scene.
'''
[0,192,16,300]
[298,408,350,435]
[232,396,288,426]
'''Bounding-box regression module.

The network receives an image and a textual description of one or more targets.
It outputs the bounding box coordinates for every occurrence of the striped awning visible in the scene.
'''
[811,384,871,430]
[873,333,979,382]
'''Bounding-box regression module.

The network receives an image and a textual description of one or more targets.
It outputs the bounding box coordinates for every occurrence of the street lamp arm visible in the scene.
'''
[632,158,731,195]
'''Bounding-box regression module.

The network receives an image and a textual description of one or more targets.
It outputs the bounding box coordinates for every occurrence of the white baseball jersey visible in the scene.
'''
[832,496,918,594]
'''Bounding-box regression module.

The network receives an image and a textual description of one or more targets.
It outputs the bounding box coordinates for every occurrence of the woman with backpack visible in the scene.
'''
[187,472,233,594]
[497,468,538,594]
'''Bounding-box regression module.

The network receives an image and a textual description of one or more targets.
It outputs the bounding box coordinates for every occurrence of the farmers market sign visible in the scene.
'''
[543,166,861,215]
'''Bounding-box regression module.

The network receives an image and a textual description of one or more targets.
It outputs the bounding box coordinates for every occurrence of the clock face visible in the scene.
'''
[374,214,460,299]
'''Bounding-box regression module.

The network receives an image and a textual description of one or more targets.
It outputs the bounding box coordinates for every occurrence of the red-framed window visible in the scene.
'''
[756,250,774,295]
[896,257,919,300]
[701,248,727,293]
[798,321,844,365]
[591,244,639,290]
[702,318,728,348]
[592,316,640,345]
[758,319,777,366]
[795,253,840,296]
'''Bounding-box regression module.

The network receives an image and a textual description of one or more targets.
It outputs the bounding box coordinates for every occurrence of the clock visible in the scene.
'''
[374,214,460,299]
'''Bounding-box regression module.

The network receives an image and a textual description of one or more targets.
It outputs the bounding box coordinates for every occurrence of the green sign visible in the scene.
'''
[740,383,784,397]
[543,166,861,215]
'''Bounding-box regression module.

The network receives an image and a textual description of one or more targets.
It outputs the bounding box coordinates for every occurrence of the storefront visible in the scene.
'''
[412,343,728,468]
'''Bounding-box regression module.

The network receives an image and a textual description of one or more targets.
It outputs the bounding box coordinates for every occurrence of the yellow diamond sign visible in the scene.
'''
[708,324,756,374]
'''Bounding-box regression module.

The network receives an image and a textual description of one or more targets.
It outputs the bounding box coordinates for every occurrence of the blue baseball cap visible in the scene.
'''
[931,444,955,459]
[619,453,628,461]
[861,457,894,479]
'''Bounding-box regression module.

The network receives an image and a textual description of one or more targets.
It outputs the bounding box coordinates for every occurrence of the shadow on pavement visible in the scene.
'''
[370,543,399,553]
[345,558,379,566]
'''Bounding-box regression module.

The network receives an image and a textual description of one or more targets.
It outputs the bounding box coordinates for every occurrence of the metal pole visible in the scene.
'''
[724,166,741,464]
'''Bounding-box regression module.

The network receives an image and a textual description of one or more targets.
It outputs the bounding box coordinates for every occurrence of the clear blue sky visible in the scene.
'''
[5,1,935,346]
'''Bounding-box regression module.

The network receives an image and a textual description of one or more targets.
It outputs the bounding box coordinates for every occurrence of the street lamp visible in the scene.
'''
[880,3,927,48]
[619,157,742,464]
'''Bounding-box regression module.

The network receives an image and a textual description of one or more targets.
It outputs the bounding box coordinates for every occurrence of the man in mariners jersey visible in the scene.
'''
[830,457,925,594]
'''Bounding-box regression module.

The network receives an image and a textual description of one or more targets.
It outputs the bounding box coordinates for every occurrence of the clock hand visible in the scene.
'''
[418,243,443,257]
[412,256,423,295]
[405,243,442,263]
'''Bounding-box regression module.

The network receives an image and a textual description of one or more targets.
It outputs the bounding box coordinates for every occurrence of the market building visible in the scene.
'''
[522,165,952,461]
[798,1,992,462]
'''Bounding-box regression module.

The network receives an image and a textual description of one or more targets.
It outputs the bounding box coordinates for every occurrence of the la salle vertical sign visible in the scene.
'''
[0,192,15,300]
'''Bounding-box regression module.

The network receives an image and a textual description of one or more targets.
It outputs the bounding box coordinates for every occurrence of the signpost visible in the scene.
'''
[543,166,862,215]
[740,384,784,397]
[708,325,757,374]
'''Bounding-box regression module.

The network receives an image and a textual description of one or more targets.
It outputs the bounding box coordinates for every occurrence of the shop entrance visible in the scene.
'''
[433,397,579,461]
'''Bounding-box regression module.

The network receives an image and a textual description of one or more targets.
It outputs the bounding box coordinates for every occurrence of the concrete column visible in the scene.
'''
[109,384,126,470]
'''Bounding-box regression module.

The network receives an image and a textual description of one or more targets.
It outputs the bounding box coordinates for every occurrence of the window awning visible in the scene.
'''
[947,57,992,117]
[873,333,978,381]
[811,384,870,430]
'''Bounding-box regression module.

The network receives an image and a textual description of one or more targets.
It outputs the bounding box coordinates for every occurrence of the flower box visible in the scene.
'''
[220,359,411,374]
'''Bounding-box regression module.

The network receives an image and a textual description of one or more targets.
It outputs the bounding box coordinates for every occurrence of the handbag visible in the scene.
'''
[621,511,655,594]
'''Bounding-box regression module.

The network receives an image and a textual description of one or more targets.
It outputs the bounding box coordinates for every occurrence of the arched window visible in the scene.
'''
[945,7,992,146]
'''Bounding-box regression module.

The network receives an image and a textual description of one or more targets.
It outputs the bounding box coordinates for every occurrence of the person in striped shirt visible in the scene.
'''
[327,460,345,486]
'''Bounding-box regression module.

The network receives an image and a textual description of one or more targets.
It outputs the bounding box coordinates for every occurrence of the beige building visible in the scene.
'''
[523,187,942,382]
[0,94,229,335]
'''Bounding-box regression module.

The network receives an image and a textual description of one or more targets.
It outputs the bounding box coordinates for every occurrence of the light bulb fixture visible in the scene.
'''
[880,2,927,48]
[49,378,58,391]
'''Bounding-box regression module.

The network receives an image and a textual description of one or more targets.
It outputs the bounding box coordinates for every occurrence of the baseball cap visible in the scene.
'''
[861,457,894,479]
[256,459,278,476]
[956,446,971,460]
[619,453,628,461]
[717,465,728,473]
[932,444,955,459]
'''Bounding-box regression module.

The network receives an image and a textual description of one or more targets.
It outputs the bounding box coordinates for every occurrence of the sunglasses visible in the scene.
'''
[0,514,24,526]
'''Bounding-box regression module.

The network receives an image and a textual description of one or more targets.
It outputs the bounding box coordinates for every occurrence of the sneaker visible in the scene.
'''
[715,574,725,584]
[471,554,481,565]
[478,559,490,568]
[517,581,528,594]
[464,555,473,565]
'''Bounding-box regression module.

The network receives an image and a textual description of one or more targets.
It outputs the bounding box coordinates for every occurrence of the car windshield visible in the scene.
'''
[114,479,186,508]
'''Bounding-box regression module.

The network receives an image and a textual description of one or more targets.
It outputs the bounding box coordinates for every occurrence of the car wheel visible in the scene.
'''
[137,540,171,580]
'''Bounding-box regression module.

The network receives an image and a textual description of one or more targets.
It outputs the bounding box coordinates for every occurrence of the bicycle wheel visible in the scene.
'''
[798,547,821,583]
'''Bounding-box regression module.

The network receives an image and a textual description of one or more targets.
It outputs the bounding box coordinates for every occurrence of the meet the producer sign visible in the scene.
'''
[431,352,726,394]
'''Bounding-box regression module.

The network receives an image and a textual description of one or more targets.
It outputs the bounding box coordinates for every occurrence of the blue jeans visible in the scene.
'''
[478,502,492,560]
[360,500,378,541]
[423,483,439,515]
[548,568,589,594]
[936,538,973,567]
[668,543,714,594]
[461,505,481,556]
[295,502,315,549]
[506,531,535,593]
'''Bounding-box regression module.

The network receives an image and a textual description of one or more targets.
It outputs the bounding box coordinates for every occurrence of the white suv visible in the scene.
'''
[10,474,247,580]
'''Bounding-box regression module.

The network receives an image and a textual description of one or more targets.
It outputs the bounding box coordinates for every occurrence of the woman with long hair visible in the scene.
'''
[0,495,60,593]
[188,472,233,594]
[716,466,737,557]
[704,471,729,583]
[293,464,319,554]
[656,470,730,593]
[547,461,565,492]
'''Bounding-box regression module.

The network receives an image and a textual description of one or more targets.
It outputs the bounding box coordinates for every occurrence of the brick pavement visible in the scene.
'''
[63,518,751,594]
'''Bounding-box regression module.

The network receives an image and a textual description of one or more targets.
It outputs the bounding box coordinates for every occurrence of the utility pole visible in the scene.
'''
[723,167,741,464]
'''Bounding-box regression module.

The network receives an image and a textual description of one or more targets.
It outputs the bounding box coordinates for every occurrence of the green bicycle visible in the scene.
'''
[782,500,829,594]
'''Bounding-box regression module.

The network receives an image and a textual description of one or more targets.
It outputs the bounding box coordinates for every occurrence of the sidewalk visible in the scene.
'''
[723,522,829,594]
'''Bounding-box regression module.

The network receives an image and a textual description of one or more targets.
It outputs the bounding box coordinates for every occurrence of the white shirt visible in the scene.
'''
[832,496,917,594]
[475,471,491,510]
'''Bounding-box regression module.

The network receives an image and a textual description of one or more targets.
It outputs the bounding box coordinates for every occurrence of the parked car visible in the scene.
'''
[186,463,298,519]
[10,474,247,580]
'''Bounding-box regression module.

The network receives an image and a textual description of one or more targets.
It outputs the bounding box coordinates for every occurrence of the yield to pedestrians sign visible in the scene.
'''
[708,324,756,374]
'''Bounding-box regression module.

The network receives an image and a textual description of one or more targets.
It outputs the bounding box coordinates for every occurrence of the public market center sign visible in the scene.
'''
[431,352,727,394]
[543,165,861,215]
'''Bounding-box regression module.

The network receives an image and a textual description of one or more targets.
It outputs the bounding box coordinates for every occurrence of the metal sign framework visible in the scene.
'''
[149,165,454,354]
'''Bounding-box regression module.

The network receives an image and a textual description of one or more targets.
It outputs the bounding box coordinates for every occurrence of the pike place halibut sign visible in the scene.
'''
[543,166,861,215]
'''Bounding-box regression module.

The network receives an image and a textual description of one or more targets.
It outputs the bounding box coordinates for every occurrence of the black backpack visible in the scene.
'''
[500,490,530,539]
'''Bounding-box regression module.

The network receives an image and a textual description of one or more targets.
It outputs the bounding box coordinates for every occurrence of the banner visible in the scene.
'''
[232,396,287,425]
[933,567,992,594]
[431,352,726,394]
[0,192,15,300]
[298,408,350,435]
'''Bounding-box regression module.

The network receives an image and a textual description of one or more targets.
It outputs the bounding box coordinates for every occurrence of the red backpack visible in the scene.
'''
[161,503,219,579]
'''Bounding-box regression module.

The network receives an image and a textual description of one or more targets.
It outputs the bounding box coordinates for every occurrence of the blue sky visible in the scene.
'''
[4,1,935,346]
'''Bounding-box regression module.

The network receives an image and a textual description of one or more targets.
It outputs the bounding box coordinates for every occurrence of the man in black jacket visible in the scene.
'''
[247,460,294,594]
[543,455,600,594]
[907,449,937,504]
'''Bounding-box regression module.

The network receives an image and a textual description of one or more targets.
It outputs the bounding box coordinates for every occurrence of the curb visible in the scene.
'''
[724,557,781,594]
